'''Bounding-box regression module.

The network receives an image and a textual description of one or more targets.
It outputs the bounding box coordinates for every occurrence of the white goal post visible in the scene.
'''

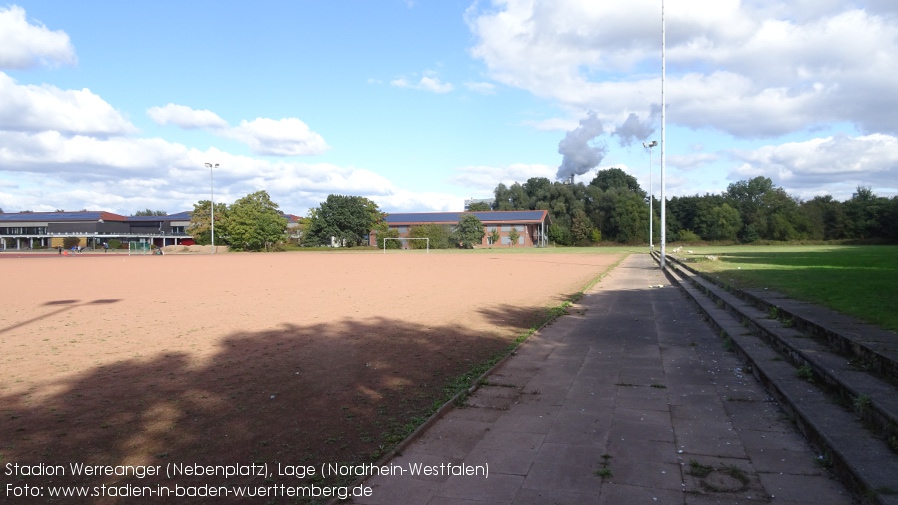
[383,237,429,253]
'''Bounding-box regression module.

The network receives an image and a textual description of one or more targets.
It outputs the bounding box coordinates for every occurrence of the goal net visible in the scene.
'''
[128,241,150,255]
[382,237,429,253]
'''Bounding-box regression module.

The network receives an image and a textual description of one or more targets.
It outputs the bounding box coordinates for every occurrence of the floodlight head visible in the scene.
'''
[205,162,212,168]
[643,140,658,148]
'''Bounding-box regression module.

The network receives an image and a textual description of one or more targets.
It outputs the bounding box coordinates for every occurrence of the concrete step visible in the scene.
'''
[655,252,898,504]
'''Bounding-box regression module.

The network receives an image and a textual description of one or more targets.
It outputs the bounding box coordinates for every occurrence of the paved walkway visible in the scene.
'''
[355,254,856,505]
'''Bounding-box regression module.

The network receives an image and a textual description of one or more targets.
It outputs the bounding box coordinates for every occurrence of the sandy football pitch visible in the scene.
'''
[0,250,623,501]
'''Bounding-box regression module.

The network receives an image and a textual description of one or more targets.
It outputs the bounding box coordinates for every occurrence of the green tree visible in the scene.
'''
[589,167,646,199]
[372,221,400,249]
[306,195,384,247]
[695,203,741,241]
[593,186,649,243]
[489,228,500,245]
[800,195,847,240]
[547,223,571,245]
[132,209,168,216]
[570,209,593,245]
[455,214,485,248]
[226,191,288,251]
[410,223,452,249]
[725,176,773,241]
[844,186,889,239]
[467,202,491,211]
[187,200,229,246]
[507,227,520,246]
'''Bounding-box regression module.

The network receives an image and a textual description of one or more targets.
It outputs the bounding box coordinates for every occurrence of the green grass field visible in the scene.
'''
[675,245,898,332]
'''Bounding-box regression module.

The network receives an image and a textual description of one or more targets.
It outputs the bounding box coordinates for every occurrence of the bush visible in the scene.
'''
[677,229,701,243]
[410,223,452,249]
[376,228,401,249]
[62,236,81,249]
[108,239,122,250]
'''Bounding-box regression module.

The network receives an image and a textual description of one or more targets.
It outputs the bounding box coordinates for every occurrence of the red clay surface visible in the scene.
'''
[0,250,623,502]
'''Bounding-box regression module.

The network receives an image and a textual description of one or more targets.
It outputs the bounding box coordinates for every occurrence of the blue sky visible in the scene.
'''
[2,1,897,216]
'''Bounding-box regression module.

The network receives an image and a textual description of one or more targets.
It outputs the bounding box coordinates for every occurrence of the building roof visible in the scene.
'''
[0,211,128,222]
[384,210,548,225]
[126,211,191,222]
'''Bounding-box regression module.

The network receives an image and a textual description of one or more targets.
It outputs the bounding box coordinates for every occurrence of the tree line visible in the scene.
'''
[183,171,898,251]
[484,170,898,244]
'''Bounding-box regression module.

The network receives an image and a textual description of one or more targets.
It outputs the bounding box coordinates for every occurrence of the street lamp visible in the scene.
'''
[204,163,218,253]
[643,140,657,251]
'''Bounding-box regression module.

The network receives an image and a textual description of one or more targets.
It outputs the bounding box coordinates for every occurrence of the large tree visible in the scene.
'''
[589,167,646,200]
[455,214,485,248]
[227,191,288,251]
[187,200,229,246]
[306,195,384,247]
[132,209,168,216]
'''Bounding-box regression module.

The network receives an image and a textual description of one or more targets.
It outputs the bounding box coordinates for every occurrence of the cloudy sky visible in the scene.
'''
[1,1,896,216]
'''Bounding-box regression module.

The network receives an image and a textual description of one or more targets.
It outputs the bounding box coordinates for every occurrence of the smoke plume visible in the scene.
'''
[556,112,607,181]
[614,113,654,147]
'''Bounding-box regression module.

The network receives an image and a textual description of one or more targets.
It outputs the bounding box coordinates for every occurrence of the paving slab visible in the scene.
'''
[353,254,856,504]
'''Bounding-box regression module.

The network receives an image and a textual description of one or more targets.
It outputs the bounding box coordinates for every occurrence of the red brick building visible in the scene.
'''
[369,210,549,247]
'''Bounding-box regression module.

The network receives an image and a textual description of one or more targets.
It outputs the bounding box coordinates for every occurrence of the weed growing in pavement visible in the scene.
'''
[596,467,613,478]
[688,460,713,478]
[796,365,814,381]
[722,465,749,485]
[888,436,898,454]
[722,333,734,352]
[595,454,613,479]
[854,394,872,414]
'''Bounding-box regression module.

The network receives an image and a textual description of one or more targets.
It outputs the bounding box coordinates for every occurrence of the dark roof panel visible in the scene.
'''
[0,211,127,222]
[384,210,547,225]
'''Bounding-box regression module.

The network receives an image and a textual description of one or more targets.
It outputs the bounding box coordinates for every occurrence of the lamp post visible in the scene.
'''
[204,163,218,253]
[660,0,667,269]
[643,140,657,251]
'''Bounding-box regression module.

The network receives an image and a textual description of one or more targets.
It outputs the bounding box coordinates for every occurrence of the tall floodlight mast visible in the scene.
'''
[660,0,667,269]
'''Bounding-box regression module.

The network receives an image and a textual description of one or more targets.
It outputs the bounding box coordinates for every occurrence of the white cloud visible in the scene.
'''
[0,5,76,69]
[728,134,898,199]
[522,117,579,132]
[226,117,330,156]
[377,191,463,212]
[147,103,228,129]
[464,81,496,94]
[0,72,135,135]
[147,104,329,156]
[448,163,556,194]
[0,130,461,215]
[667,152,721,171]
[466,0,898,137]
[391,71,454,93]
